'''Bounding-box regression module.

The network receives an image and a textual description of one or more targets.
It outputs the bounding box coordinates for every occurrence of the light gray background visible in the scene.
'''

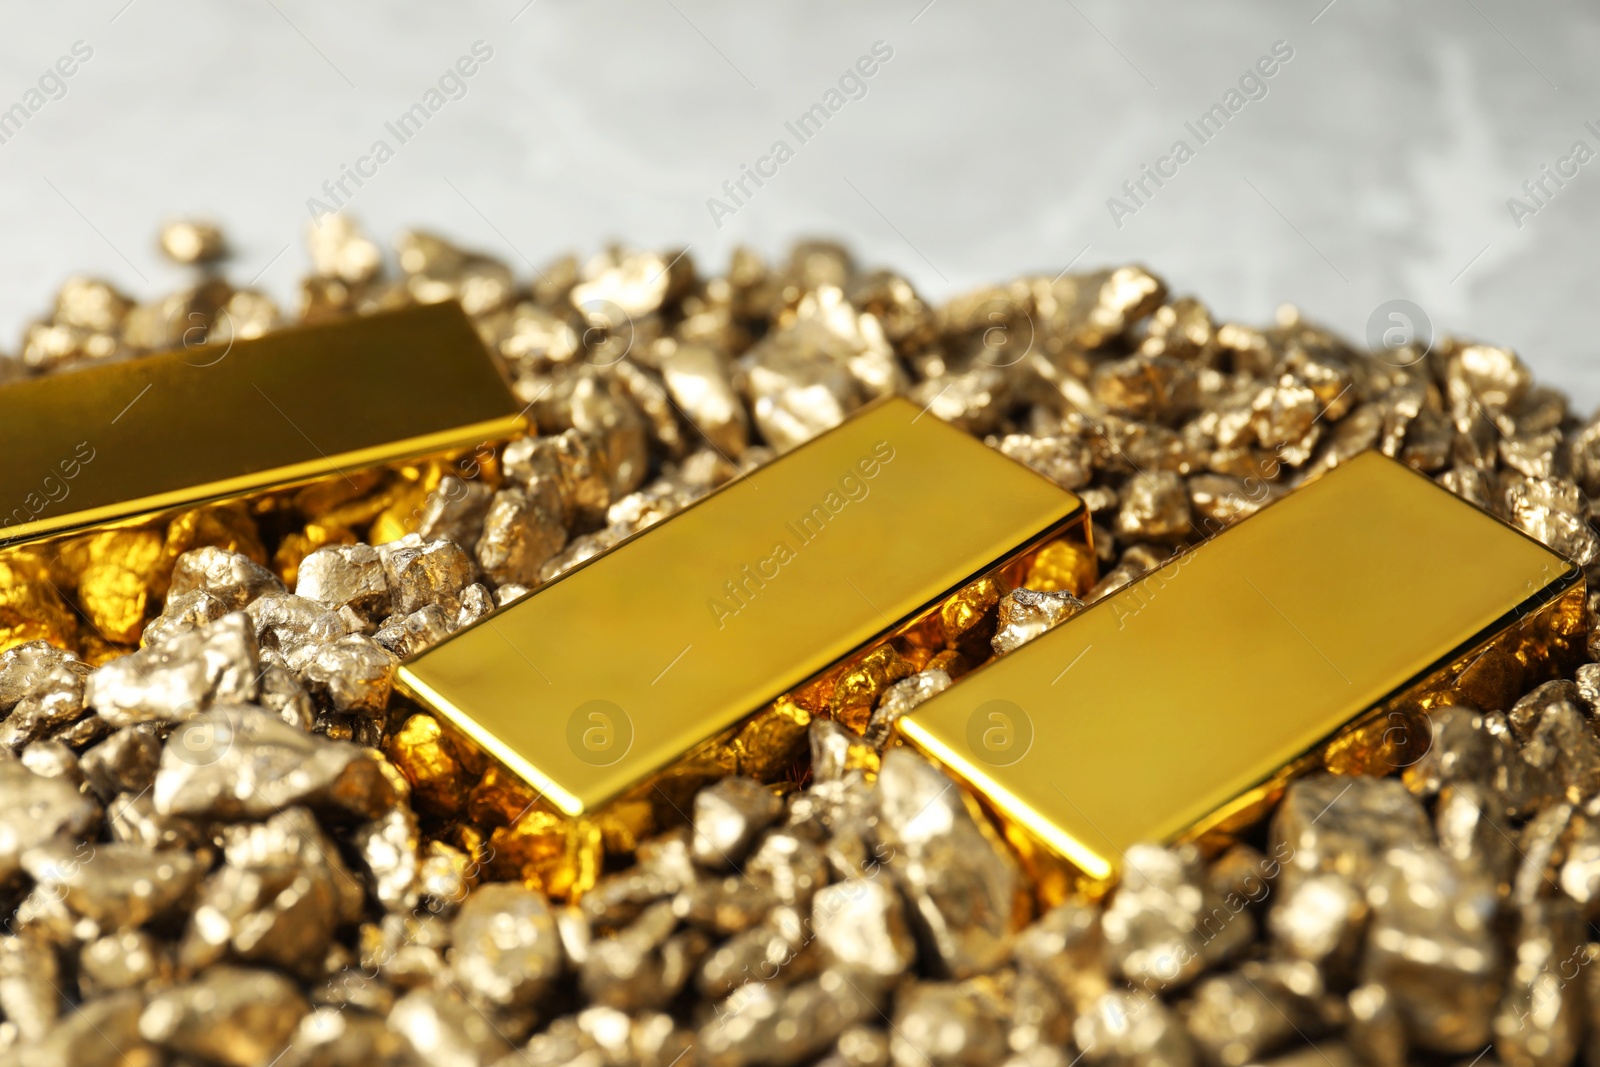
[3,1,1598,408]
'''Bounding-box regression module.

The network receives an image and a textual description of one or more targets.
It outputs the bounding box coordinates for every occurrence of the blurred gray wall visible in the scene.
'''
[3,0,1598,407]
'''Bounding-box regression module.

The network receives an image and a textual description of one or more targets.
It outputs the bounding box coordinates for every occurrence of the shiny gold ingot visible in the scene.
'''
[0,303,521,548]
[896,451,1587,897]
[0,303,521,653]
[398,396,1087,817]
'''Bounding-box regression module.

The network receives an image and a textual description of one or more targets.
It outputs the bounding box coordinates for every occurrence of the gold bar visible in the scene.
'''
[896,451,1586,898]
[0,302,522,547]
[398,395,1088,818]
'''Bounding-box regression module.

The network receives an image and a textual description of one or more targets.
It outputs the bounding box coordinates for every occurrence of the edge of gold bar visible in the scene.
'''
[0,302,523,548]
[895,450,1586,898]
[397,395,1089,818]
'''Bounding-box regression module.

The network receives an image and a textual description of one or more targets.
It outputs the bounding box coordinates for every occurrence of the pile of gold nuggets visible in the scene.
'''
[3,215,1600,1067]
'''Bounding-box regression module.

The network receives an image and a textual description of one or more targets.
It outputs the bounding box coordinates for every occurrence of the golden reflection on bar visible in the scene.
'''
[0,303,521,548]
[0,304,523,657]
[397,396,1090,819]
[896,451,1586,901]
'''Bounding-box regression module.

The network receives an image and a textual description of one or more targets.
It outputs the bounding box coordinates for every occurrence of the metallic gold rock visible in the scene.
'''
[699,967,879,1066]
[877,749,1022,979]
[87,611,260,725]
[25,990,155,1067]
[475,486,566,586]
[1493,899,1584,1067]
[451,883,563,1009]
[159,218,227,265]
[739,287,901,452]
[992,589,1083,656]
[662,341,749,458]
[812,876,916,980]
[1073,988,1198,1067]
[279,1008,415,1067]
[1100,843,1250,991]
[152,703,386,819]
[0,760,99,881]
[996,434,1093,493]
[79,724,161,799]
[890,981,1009,1066]
[691,777,782,869]
[139,965,310,1066]
[1182,970,1304,1067]
[301,634,397,715]
[1362,846,1498,1054]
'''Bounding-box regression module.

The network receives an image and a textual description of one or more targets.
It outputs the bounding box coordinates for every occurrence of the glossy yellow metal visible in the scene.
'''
[398,395,1085,816]
[898,451,1584,888]
[0,303,523,547]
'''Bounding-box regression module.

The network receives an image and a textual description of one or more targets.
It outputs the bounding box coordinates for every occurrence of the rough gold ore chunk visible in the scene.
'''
[1492,899,1584,1067]
[739,287,902,452]
[663,342,750,457]
[450,883,563,1009]
[25,991,154,1067]
[992,588,1084,655]
[812,876,917,980]
[169,545,284,609]
[866,667,952,749]
[278,1008,416,1067]
[159,218,227,265]
[476,485,566,586]
[301,634,397,715]
[142,588,230,647]
[181,807,364,974]
[1361,846,1498,1054]
[139,965,309,1067]
[697,968,879,1065]
[1100,842,1251,991]
[152,704,392,820]
[1182,967,1308,1067]
[85,612,260,725]
[891,981,1010,1066]
[417,474,494,547]
[691,776,783,869]
[809,718,881,781]
[247,593,347,672]
[1272,775,1431,893]
[383,536,475,615]
[1073,989,1197,1067]
[353,805,422,913]
[997,433,1093,492]
[877,749,1022,978]
[0,760,99,881]
[296,543,389,620]
[79,929,171,996]
[1113,469,1192,543]
[0,639,90,749]
[23,839,202,928]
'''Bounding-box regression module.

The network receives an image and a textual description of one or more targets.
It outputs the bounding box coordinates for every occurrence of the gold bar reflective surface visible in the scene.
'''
[0,302,522,547]
[398,396,1086,816]
[897,451,1586,895]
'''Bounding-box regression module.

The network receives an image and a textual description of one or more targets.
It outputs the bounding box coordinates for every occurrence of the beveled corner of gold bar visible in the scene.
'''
[0,301,523,548]
[895,450,1586,900]
[397,396,1089,820]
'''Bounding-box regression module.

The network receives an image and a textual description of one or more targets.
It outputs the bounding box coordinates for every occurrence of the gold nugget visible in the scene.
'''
[397,395,1089,818]
[896,450,1586,900]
